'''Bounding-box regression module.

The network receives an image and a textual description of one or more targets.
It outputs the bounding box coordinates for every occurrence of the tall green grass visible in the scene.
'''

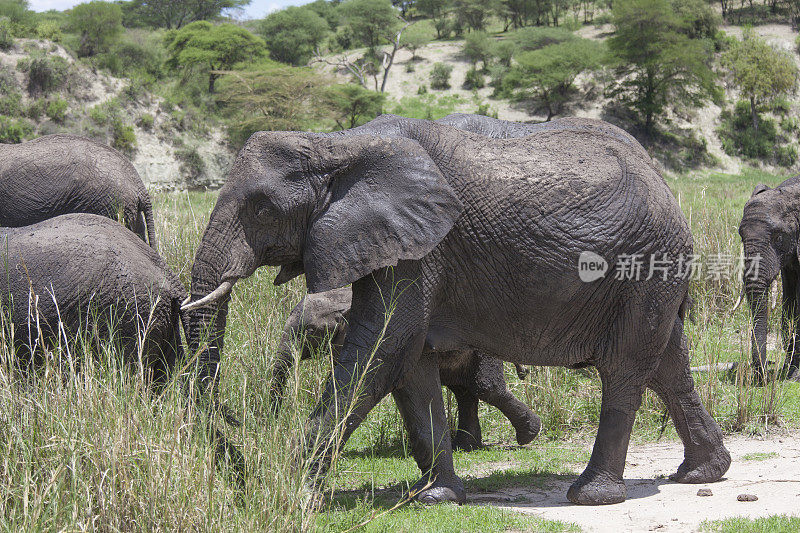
[1,169,799,530]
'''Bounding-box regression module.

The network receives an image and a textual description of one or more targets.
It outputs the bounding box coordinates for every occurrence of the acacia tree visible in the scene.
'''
[68,1,122,57]
[416,0,450,38]
[167,21,265,93]
[130,0,250,29]
[323,83,385,129]
[509,39,605,120]
[722,29,797,131]
[259,6,329,66]
[606,0,717,135]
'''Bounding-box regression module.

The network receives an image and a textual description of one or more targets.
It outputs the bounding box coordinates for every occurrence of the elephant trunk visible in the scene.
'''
[743,241,780,377]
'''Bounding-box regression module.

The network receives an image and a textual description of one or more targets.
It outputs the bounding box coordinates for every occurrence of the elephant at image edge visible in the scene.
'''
[183,117,731,505]
[739,176,800,381]
[270,286,541,451]
[0,214,182,381]
[0,134,157,248]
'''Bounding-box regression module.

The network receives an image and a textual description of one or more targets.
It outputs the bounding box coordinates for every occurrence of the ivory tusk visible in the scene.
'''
[180,281,234,312]
[181,295,191,306]
[732,290,744,312]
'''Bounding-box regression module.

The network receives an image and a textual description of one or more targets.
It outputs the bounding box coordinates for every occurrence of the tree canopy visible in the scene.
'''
[607,0,717,134]
[260,6,329,66]
[167,20,265,93]
[129,0,250,29]
[339,0,400,50]
[68,1,123,57]
[722,28,798,131]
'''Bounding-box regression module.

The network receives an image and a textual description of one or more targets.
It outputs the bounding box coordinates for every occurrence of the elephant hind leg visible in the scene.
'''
[448,384,482,451]
[648,319,730,484]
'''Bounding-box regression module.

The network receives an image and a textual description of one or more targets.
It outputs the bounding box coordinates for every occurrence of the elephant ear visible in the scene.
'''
[752,183,770,196]
[303,135,463,294]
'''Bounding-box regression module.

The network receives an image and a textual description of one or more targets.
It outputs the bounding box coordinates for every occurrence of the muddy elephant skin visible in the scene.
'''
[0,134,157,247]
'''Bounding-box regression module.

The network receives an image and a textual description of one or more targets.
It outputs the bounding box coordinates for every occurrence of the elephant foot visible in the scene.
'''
[515,413,542,446]
[452,431,482,452]
[669,446,731,484]
[410,476,466,505]
[567,469,626,505]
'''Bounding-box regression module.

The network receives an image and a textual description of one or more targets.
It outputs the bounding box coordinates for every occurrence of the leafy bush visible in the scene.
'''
[67,0,122,57]
[111,119,136,155]
[36,21,62,42]
[718,100,780,161]
[776,144,798,167]
[0,93,21,115]
[45,98,68,123]
[0,116,33,143]
[17,53,70,97]
[138,113,155,130]
[509,27,576,52]
[462,66,484,89]
[430,62,453,90]
[462,31,491,70]
[491,40,516,67]
[97,38,164,78]
[0,16,12,50]
[781,116,798,134]
[176,147,206,184]
[26,98,45,119]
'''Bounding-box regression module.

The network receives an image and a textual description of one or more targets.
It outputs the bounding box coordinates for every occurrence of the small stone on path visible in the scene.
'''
[737,493,758,502]
[696,488,713,497]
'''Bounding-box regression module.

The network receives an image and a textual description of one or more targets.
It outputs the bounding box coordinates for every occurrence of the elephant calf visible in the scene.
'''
[0,134,157,248]
[739,176,800,381]
[271,287,541,451]
[0,214,185,383]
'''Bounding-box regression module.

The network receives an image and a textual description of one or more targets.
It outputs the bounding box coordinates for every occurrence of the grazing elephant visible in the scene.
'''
[183,116,730,505]
[270,287,541,451]
[739,176,800,380]
[0,214,183,382]
[0,135,157,248]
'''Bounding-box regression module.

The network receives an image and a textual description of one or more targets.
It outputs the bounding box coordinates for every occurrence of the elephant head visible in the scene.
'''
[739,179,800,377]
[182,131,463,394]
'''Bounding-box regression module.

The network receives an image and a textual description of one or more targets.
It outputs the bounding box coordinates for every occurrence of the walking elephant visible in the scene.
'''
[739,176,800,380]
[182,116,730,505]
[0,135,157,247]
[270,287,541,451]
[0,214,182,381]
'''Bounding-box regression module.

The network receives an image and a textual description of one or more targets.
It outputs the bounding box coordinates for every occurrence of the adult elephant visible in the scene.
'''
[0,214,182,382]
[739,177,800,380]
[270,287,540,451]
[0,135,157,247]
[183,117,730,505]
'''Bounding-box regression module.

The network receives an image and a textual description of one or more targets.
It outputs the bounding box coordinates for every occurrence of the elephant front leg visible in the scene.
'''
[783,272,800,379]
[393,354,465,504]
[567,367,646,505]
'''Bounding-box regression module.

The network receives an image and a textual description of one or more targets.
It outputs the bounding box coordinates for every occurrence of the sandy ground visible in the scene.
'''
[470,434,800,532]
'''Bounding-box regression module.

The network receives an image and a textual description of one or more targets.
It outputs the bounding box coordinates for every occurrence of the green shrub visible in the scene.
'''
[462,66,485,89]
[45,98,68,123]
[176,146,206,183]
[718,100,779,160]
[0,93,21,115]
[97,38,164,78]
[111,119,136,155]
[36,21,62,42]
[491,40,516,67]
[463,31,491,70]
[781,116,799,134]
[0,65,16,94]
[0,116,33,143]
[138,113,154,130]
[17,53,70,97]
[776,144,798,167]
[430,62,453,90]
[509,26,576,52]
[417,84,428,95]
[770,96,792,114]
[0,16,12,50]
[26,98,45,119]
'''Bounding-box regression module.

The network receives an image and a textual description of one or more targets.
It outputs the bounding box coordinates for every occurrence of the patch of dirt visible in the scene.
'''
[471,434,800,532]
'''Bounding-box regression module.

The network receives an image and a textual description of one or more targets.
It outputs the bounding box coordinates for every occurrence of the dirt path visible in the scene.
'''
[471,434,800,532]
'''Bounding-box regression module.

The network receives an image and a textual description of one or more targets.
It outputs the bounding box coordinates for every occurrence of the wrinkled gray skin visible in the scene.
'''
[185,115,730,505]
[0,135,157,248]
[270,287,541,451]
[0,214,182,382]
[739,177,800,381]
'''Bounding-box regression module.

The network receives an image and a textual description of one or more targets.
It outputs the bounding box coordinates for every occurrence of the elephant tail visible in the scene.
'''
[139,195,158,250]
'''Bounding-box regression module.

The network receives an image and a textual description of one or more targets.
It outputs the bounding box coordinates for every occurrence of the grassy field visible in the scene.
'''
[1,167,799,531]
